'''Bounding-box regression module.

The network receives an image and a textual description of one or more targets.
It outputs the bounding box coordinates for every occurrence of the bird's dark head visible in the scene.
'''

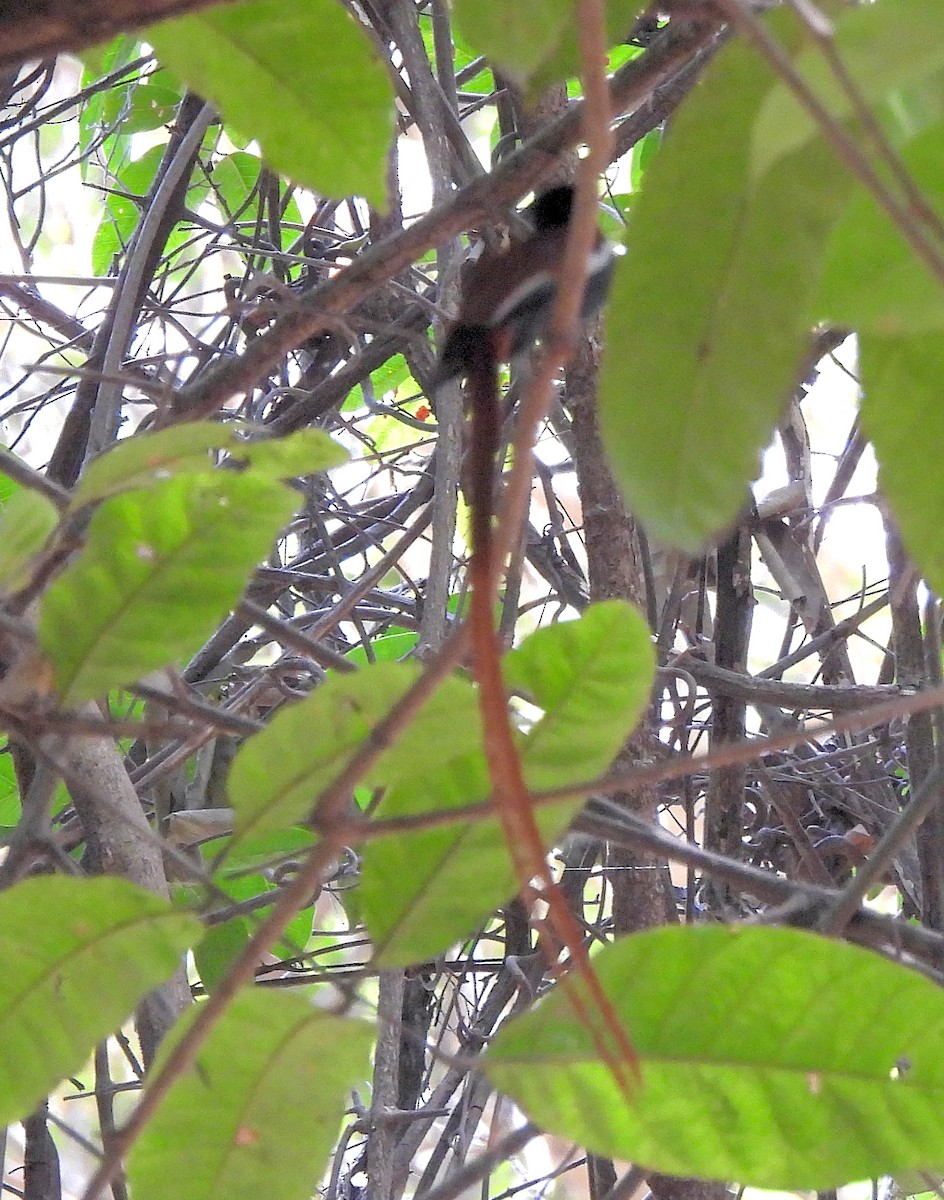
[530,184,575,232]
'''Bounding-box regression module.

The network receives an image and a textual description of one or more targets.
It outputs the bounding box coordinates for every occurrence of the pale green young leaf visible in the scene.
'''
[0,489,58,591]
[0,876,198,1127]
[362,602,655,964]
[39,473,298,706]
[128,992,373,1200]
[147,0,394,207]
[485,925,944,1188]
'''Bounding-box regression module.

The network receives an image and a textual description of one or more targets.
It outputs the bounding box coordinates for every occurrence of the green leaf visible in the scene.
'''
[123,71,183,134]
[370,353,412,397]
[599,28,848,550]
[484,924,944,1189]
[194,919,250,993]
[753,0,944,178]
[526,1,644,97]
[503,600,655,791]
[229,429,348,478]
[39,473,299,706]
[362,601,654,964]
[860,333,944,595]
[228,663,422,843]
[79,36,142,164]
[0,468,20,505]
[211,151,261,219]
[91,144,163,276]
[816,122,944,334]
[78,33,140,85]
[0,742,21,827]
[128,992,373,1200]
[71,422,245,510]
[0,488,58,591]
[147,0,395,207]
[366,672,482,791]
[452,0,643,92]
[345,629,418,667]
[451,0,571,84]
[91,140,211,275]
[0,876,198,1126]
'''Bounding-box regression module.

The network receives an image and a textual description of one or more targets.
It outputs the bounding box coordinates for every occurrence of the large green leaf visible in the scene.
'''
[147,0,394,207]
[228,663,421,843]
[860,333,944,595]
[485,925,944,1188]
[0,488,58,591]
[362,601,655,964]
[816,122,944,334]
[228,663,482,843]
[71,422,245,510]
[0,876,198,1126]
[39,473,298,706]
[229,429,348,478]
[503,600,655,790]
[128,991,373,1200]
[752,0,944,178]
[451,0,571,83]
[73,425,347,512]
[599,25,847,550]
[451,0,643,91]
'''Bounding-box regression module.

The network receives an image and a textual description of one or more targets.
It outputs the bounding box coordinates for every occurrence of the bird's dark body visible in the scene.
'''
[434,185,615,385]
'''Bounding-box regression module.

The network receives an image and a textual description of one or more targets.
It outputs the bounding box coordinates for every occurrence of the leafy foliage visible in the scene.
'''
[485,926,944,1188]
[0,877,198,1126]
[39,471,300,705]
[2,0,944,1196]
[128,992,374,1200]
[361,601,655,963]
[146,0,395,205]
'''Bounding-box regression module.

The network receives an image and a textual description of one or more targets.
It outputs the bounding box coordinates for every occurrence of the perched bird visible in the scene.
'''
[434,184,616,386]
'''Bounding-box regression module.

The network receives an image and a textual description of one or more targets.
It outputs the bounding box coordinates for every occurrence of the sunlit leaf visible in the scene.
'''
[39,473,298,706]
[0,488,58,591]
[128,991,373,1200]
[485,924,944,1189]
[147,0,395,207]
[362,602,655,964]
[0,876,198,1127]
